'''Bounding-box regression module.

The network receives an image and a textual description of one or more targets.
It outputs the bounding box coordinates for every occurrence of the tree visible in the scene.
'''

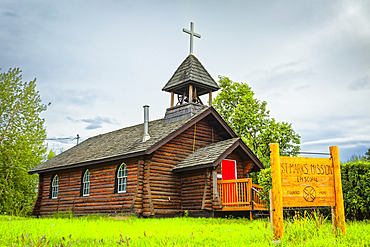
[213,76,301,166]
[0,68,48,216]
[365,148,370,162]
[47,149,56,160]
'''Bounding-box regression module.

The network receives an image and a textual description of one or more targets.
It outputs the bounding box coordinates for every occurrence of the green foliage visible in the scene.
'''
[346,154,366,163]
[257,167,272,206]
[0,68,48,216]
[213,76,301,166]
[1,216,369,246]
[341,161,370,220]
[365,148,370,161]
[47,149,56,160]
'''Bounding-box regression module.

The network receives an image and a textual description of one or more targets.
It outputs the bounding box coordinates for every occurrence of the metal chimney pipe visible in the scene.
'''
[142,105,151,142]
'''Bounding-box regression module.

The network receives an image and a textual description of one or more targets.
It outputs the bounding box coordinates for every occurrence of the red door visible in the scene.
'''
[222,160,237,204]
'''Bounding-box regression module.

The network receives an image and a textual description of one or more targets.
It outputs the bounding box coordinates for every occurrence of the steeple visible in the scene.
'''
[162,22,220,108]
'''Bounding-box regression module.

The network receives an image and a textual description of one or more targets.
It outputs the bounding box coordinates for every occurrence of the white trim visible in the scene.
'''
[51,175,59,199]
[82,170,90,196]
[117,163,127,193]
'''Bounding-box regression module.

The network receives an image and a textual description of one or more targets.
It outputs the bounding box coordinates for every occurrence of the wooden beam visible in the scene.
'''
[212,170,219,200]
[270,143,284,240]
[189,85,193,103]
[209,90,212,106]
[170,92,174,107]
[131,160,143,210]
[145,161,154,215]
[330,146,346,236]
[201,170,208,209]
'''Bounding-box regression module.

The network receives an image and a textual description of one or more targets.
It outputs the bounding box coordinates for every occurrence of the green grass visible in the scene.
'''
[0,214,369,246]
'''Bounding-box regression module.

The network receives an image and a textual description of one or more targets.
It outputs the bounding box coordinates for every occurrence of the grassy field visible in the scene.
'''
[0,214,369,246]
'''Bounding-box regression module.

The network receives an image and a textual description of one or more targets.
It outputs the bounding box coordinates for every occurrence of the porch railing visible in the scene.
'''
[217,178,267,210]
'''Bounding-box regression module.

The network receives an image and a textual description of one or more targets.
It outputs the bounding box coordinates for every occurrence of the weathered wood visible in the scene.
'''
[131,160,143,210]
[189,85,193,103]
[201,170,208,209]
[171,91,174,107]
[144,161,154,215]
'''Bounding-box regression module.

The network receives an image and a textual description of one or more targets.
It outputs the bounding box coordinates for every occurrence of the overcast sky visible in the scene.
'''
[1,0,369,161]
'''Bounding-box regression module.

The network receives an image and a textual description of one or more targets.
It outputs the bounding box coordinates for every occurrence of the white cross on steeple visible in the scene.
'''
[183,22,201,55]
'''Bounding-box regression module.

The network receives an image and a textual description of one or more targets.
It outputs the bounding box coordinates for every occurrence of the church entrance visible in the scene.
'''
[221,160,237,204]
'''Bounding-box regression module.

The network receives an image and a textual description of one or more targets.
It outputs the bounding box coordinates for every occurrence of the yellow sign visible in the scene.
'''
[280,156,335,207]
[269,144,346,240]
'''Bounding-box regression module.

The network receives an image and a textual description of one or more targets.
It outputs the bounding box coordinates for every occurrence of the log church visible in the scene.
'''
[29,23,267,217]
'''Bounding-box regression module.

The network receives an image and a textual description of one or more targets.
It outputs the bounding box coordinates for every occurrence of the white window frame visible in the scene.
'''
[117,163,127,193]
[83,169,90,196]
[51,175,59,199]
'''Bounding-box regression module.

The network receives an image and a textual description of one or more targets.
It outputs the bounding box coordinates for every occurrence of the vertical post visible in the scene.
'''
[269,190,274,235]
[270,143,284,240]
[209,90,212,106]
[331,206,337,232]
[170,92,174,107]
[251,186,254,211]
[212,170,218,200]
[189,85,193,103]
[330,146,346,236]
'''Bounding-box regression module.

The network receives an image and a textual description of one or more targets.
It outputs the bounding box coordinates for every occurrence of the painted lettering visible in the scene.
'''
[297,176,319,183]
[287,191,300,195]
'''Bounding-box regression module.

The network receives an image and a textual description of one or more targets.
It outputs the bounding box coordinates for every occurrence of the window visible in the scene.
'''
[82,169,90,196]
[117,163,127,193]
[51,175,59,199]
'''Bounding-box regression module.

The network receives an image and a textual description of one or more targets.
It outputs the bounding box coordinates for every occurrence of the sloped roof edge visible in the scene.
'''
[145,107,237,154]
[28,151,146,175]
[173,138,264,173]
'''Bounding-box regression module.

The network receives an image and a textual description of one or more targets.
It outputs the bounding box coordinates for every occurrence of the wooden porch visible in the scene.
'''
[216,178,268,211]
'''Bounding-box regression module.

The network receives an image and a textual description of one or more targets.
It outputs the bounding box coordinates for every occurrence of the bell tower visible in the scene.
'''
[162,22,220,108]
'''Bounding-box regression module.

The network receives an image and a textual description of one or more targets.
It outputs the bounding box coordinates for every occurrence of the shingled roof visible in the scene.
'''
[173,137,264,172]
[29,106,237,174]
[162,55,220,96]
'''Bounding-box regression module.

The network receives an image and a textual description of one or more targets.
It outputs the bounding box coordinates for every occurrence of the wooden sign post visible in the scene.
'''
[270,143,346,240]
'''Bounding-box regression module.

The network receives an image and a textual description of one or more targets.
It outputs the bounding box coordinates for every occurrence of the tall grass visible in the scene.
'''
[0,214,369,246]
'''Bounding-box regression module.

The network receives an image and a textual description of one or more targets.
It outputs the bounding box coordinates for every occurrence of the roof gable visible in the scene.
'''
[173,138,264,172]
[29,106,236,174]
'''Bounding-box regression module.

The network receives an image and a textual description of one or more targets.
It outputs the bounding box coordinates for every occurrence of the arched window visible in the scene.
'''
[51,175,59,199]
[117,163,127,193]
[82,169,90,196]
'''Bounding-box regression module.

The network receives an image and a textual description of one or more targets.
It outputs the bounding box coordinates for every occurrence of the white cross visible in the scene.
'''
[183,22,201,55]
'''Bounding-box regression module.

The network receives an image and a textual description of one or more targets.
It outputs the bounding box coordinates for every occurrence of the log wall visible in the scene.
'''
[34,157,140,216]
[148,119,221,215]
[181,169,212,212]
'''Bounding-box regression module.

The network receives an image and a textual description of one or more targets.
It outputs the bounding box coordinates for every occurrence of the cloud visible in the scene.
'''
[302,135,370,147]
[3,11,17,18]
[348,77,370,91]
[66,116,118,130]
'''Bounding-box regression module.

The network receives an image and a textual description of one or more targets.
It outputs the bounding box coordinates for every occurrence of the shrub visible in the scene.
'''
[341,161,370,220]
